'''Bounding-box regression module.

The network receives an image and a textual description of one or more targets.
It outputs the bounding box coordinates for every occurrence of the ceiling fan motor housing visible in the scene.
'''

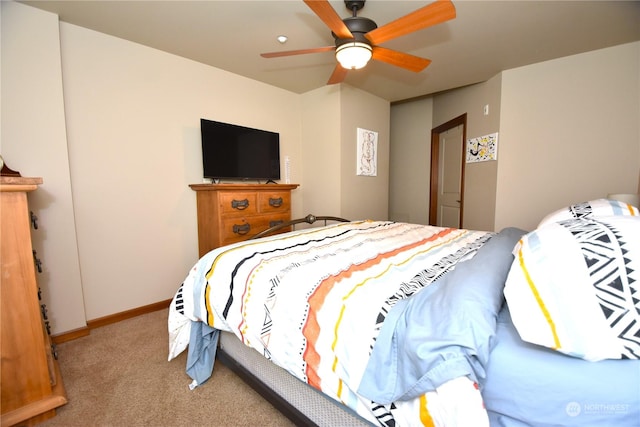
[332,16,377,47]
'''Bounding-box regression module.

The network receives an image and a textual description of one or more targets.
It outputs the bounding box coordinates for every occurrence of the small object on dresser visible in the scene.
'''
[0,155,22,177]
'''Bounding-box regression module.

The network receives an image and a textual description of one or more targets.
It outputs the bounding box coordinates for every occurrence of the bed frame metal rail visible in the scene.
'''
[251,214,349,240]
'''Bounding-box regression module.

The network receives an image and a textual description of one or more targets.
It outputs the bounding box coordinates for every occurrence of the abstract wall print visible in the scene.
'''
[357,128,378,176]
[466,132,498,163]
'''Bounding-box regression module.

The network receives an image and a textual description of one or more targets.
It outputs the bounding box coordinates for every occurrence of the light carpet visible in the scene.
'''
[40,309,295,427]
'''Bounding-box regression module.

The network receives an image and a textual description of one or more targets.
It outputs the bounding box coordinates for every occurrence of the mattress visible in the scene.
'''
[220,306,640,427]
[483,306,640,426]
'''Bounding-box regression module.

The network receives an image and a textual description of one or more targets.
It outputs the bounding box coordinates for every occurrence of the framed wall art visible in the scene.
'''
[356,128,378,176]
[466,132,498,163]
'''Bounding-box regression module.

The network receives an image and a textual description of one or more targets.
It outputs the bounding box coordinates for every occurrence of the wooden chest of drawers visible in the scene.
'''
[1,176,67,426]
[190,184,299,257]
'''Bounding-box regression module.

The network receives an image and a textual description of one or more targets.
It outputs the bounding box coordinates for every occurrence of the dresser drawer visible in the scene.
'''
[191,184,299,257]
[219,212,291,246]
[257,191,291,213]
[219,192,258,216]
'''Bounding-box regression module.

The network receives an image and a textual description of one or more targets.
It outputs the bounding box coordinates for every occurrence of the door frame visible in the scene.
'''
[429,114,467,226]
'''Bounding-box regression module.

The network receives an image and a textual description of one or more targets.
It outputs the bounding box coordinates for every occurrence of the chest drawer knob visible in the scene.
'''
[233,223,251,235]
[231,199,250,210]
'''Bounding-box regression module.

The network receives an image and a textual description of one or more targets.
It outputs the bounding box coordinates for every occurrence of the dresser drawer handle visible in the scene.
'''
[233,223,251,235]
[33,250,43,273]
[30,211,39,229]
[231,199,249,210]
[269,197,283,208]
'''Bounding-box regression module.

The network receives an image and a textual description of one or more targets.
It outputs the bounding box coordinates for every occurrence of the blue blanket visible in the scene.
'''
[357,227,525,404]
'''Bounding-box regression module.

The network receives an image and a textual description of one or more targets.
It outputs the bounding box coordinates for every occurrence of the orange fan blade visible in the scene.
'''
[261,46,335,58]
[372,46,431,72]
[366,0,456,45]
[303,0,353,39]
[327,64,348,85]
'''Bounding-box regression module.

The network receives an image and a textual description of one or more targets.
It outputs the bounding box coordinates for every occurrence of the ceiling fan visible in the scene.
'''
[260,0,456,85]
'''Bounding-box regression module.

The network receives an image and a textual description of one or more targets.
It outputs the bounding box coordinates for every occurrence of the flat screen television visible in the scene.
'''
[200,118,280,181]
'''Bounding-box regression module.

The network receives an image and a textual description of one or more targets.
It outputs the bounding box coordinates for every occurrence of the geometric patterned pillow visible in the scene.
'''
[537,198,638,228]
[505,215,640,361]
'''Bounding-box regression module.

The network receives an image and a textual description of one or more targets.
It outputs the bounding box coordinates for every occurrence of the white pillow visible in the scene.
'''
[538,198,638,228]
[504,215,640,361]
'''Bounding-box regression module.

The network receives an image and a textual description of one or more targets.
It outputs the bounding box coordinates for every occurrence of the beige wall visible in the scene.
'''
[1,2,87,333]
[391,42,639,233]
[432,74,502,231]
[496,41,640,231]
[300,85,390,221]
[58,21,306,323]
[389,97,433,224]
[300,86,342,216]
[339,85,390,221]
[389,74,501,230]
[3,2,303,332]
[2,2,390,334]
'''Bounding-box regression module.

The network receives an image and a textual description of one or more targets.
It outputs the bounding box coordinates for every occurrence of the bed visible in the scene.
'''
[168,199,640,426]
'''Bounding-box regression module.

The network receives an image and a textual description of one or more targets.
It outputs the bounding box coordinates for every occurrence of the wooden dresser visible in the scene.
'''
[0,176,67,426]
[190,184,299,257]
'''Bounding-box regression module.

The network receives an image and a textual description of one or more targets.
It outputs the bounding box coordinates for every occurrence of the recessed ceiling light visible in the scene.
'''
[277,35,288,44]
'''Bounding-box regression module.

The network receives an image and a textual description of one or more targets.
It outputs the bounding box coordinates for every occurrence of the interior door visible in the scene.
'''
[429,114,466,227]
[438,125,463,227]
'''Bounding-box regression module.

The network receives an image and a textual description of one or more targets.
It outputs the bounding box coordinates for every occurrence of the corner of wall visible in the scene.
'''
[2,1,87,333]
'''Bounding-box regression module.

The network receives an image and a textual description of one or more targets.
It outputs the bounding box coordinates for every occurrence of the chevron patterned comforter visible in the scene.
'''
[168,220,525,426]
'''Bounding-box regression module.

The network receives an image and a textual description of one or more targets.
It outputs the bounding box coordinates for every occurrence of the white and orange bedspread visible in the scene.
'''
[168,220,522,426]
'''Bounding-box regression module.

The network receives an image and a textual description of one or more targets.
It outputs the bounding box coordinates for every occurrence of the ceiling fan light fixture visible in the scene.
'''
[335,42,372,70]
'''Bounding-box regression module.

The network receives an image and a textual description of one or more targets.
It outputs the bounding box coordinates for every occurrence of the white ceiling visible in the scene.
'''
[21,0,640,102]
